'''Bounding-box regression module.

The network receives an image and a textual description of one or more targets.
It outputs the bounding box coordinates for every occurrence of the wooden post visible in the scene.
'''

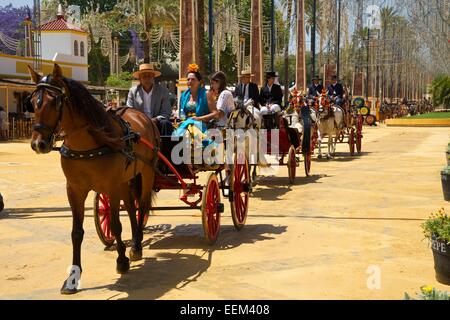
[178,0,198,106]
[250,0,264,86]
[296,0,306,91]
[179,0,198,77]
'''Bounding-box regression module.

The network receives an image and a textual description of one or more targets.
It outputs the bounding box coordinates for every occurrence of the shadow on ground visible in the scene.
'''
[251,174,330,200]
[93,223,287,299]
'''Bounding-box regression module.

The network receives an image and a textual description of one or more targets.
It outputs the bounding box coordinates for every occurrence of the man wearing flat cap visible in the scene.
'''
[327,75,344,107]
[259,71,283,115]
[127,63,173,135]
[234,70,260,108]
[308,75,324,99]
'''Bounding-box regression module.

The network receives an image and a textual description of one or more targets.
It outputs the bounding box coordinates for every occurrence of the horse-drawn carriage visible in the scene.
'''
[93,131,251,246]
[314,92,364,158]
[227,89,317,185]
[25,64,253,293]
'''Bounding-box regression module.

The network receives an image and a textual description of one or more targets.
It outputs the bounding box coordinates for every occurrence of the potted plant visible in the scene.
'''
[442,166,450,201]
[422,208,450,285]
[404,286,449,300]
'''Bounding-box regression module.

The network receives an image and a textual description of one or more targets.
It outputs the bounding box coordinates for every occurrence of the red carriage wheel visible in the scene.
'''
[356,116,363,154]
[311,127,318,153]
[304,151,311,177]
[365,114,376,126]
[93,193,115,247]
[201,173,223,245]
[349,128,355,156]
[230,153,250,231]
[288,145,297,184]
[356,129,362,154]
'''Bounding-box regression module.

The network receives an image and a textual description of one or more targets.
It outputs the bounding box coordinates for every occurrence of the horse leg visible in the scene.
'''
[109,194,130,274]
[327,135,333,159]
[60,185,88,295]
[123,184,142,262]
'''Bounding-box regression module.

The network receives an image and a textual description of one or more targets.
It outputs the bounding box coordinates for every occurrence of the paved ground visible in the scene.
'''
[0,125,449,300]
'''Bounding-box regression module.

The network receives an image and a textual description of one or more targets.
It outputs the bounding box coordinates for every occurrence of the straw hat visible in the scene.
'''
[133,63,161,78]
[241,69,254,76]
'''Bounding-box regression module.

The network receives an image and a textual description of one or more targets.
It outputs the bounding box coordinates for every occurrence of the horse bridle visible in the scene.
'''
[30,81,67,140]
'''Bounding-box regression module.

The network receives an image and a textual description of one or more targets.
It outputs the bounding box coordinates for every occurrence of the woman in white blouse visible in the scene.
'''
[207,71,235,127]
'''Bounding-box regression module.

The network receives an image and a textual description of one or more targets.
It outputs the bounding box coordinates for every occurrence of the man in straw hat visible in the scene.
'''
[234,69,260,108]
[307,75,324,100]
[127,63,173,135]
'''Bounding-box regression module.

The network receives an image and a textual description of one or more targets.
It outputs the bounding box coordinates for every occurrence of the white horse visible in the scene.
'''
[230,99,262,130]
[316,97,345,159]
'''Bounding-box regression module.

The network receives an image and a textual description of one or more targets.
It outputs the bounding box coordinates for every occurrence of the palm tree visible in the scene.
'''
[380,6,398,99]
[280,0,294,101]
[125,0,178,63]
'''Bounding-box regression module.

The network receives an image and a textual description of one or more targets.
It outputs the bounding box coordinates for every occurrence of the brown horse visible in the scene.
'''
[27,64,159,294]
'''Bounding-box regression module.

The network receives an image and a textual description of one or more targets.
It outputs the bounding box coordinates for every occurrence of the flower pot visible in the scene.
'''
[442,168,450,201]
[431,236,450,285]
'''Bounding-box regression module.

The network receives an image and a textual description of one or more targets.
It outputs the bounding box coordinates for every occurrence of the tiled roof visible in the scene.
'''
[40,16,87,33]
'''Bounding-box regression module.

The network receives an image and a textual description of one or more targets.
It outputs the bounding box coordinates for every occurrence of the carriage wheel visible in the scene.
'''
[288,145,297,184]
[356,129,362,154]
[356,116,363,154]
[93,193,115,247]
[230,153,250,231]
[94,193,149,247]
[311,127,318,153]
[365,114,376,126]
[304,151,312,177]
[201,173,222,245]
[349,128,355,156]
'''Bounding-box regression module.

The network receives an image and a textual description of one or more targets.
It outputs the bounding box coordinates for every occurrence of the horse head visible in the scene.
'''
[27,63,68,154]
[317,93,332,120]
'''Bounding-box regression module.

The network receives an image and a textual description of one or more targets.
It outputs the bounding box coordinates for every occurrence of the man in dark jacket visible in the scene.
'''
[308,75,324,99]
[327,75,344,107]
[234,69,260,108]
[259,71,283,115]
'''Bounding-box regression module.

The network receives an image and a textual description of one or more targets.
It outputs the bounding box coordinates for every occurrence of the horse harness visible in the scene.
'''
[30,78,146,167]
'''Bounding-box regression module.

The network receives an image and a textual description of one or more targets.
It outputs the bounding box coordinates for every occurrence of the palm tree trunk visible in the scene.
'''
[284,0,293,103]
[197,0,206,72]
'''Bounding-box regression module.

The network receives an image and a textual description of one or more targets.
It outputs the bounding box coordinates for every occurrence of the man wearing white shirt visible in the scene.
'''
[234,69,260,108]
[126,63,173,135]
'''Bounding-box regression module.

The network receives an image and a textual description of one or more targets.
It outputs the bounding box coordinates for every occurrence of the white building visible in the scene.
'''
[0,5,89,114]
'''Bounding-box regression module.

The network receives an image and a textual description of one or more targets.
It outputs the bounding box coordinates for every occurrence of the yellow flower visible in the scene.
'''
[421,285,433,294]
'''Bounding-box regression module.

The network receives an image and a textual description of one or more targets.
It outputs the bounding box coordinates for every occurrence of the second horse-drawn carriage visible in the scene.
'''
[227,88,317,185]
[314,91,364,158]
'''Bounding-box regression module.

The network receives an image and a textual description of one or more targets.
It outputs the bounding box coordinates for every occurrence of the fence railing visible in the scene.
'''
[7,114,33,140]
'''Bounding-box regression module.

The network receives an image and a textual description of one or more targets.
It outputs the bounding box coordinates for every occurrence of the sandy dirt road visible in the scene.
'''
[0,125,449,300]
